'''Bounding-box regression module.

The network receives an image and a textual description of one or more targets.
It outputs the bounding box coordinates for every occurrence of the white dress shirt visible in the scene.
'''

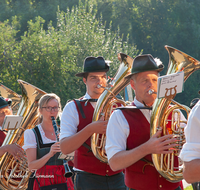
[179,100,200,162]
[60,93,96,141]
[23,124,56,150]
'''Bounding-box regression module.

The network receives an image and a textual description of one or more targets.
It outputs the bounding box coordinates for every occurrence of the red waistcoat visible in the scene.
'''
[74,100,122,176]
[122,108,181,190]
[0,131,6,146]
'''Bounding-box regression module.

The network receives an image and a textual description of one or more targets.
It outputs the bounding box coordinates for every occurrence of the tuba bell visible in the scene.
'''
[150,45,200,182]
[91,53,133,163]
[0,83,22,114]
[0,80,46,190]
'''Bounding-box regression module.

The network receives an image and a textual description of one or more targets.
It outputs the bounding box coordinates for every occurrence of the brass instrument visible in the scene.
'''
[150,45,200,182]
[91,53,133,163]
[0,83,22,114]
[0,80,46,190]
[51,116,73,178]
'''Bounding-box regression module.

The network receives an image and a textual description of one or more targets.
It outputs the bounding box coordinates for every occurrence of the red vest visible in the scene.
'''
[0,131,6,146]
[74,100,122,176]
[122,108,181,190]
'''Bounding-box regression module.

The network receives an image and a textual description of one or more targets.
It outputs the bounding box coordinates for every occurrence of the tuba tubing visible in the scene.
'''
[0,80,46,190]
[150,45,200,182]
[91,53,133,163]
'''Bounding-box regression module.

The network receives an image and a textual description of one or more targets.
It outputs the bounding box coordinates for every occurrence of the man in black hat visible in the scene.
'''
[60,56,126,190]
[0,97,24,159]
[105,54,183,190]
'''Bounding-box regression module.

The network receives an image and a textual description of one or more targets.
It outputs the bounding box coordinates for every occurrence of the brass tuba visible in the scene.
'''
[0,80,46,190]
[0,83,22,114]
[150,45,200,182]
[91,53,133,163]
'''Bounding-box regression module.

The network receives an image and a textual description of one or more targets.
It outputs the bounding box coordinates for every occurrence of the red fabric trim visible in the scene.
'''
[0,131,6,146]
[33,165,74,190]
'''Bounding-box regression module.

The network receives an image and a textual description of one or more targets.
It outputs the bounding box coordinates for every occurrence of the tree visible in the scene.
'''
[0,0,139,106]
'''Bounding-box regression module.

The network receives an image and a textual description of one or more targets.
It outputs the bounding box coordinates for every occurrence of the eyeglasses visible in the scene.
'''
[42,107,60,112]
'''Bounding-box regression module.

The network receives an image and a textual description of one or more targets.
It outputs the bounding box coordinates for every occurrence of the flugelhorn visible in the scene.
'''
[150,45,200,182]
[51,116,73,178]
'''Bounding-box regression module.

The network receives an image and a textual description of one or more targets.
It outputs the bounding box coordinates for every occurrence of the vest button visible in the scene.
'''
[159,175,162,178]
[106,170,109,172]
[159,185,162,188]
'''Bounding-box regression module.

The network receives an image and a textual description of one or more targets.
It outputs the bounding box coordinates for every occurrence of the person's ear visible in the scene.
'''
[83,77,87,85]
[130,79,135,90]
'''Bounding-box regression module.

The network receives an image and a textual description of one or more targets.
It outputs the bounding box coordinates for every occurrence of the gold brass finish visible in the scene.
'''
[0,84,22,114]
[150,45,200,182]
[0,80,46,190]
[91,53,133,163]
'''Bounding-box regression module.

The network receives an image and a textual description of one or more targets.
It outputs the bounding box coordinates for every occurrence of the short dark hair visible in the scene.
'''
[83,73,89,80]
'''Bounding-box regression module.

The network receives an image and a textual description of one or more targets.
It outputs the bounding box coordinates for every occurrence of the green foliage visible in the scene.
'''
[1,0,200,106]
[0,1,139,106]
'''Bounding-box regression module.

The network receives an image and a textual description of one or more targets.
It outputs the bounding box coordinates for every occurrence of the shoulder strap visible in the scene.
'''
[74,99,86,119]
[117,106,152,111]
[32,126,54,148]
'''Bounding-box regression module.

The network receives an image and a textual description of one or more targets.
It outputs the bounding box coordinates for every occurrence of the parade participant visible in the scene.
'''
[60,56,126,190]
[106,54,183,190]
[0,96,23,159]
[179,98,200,184]
[23,93,74,190]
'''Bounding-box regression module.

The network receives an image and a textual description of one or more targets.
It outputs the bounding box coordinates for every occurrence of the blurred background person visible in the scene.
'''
[0,96,23,159]
[179,97,200,190]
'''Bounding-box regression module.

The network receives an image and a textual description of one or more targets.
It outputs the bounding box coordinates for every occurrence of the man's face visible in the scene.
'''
[0,106,13,126]
[130,71,158,106]
[83,72,107,98]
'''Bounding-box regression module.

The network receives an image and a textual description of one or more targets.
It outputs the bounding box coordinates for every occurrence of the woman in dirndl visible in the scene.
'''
[23,93,74,190]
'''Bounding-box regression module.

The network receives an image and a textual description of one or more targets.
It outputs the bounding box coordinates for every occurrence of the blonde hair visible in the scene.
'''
[37,93,61,123]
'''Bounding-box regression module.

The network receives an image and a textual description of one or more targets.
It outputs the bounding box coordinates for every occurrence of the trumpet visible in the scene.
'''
[51,116,73,178]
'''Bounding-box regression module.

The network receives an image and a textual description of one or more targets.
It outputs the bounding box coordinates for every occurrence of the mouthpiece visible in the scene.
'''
[97,84,102,89]
[148,89,157,95]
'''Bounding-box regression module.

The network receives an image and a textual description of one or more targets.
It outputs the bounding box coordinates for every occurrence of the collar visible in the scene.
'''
[133,97,145,107]
[133,97,152,110]
[82,93,98,106]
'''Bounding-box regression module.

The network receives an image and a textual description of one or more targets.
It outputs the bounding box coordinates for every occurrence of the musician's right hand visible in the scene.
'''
[87,120,107,134]
[5,143,24,161]
[49,142,61,157]
[144,127,177,155]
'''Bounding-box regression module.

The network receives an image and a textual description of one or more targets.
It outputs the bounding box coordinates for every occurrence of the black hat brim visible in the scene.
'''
[75,67,109,77]
[125,67,164,80]
[0,104,9,109]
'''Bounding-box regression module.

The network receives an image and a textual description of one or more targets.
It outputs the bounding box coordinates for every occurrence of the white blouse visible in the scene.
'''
[23,124,56,150]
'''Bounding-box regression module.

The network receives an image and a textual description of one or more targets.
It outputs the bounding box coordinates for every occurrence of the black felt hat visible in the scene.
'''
[125,54,164,79]
[0,97,12,109]
[76,56,110,77]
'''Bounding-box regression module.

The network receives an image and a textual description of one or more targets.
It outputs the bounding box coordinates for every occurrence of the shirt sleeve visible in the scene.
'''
[22,129,37,150]
[179,101,200,161]
[60,100,79,141]
[105,109,129,161]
